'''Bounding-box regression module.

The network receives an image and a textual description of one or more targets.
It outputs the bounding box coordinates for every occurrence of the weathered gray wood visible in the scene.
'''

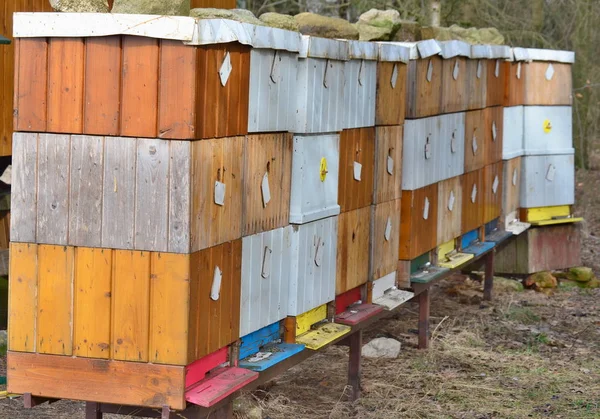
[36,134,70,245]
[102,137,136,250]
[69,135,104,247]
[11,133,38,243]
[168,141,191,253]
[134,138,169,251]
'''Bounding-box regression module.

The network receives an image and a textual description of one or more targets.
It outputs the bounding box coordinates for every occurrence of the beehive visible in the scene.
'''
[503,60,525,107]
[437,176,463,245]
[405,40,443,118]
[485,46,511,107]
[502,106,524,159]
[376,43,410,126]
[502,157,522,227]
[484,106,504,165]
[399,183,438,260]
[522,106,573,155]
[464,109,486,172]
[461,168,485,234]
[370,199,401,281]
[520,153,575,208]
[483,162,503,223]
[466,47,488,110]
[338,127,375,212]
[344,41,378,129]
[336,207,370,294]
[373,126,403,204]
[438,40,471,114]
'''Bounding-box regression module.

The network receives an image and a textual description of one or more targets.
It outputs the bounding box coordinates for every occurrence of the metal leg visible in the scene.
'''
[347,330,362,401]
[85,402,102,419]
[483,250,495,301]
[418,289,430,350]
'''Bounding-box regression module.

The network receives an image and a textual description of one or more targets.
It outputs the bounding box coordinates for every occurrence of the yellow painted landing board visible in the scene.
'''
[529,217,583,226]
[296,323,351,350]
[296,304,327,336]
[438,253,474,269]
[522,206,570,223]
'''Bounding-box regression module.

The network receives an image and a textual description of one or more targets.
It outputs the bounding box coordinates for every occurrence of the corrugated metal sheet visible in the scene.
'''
[248,49,298,133]
[437,112,466,181]
[240,226,293,337]
[523,106,573,155]
[289,134,340,224]
[295,57,346,133]
[288,217,338,316]
[503,106,524,159]
[343,59,377,129]
[520,154,575,208]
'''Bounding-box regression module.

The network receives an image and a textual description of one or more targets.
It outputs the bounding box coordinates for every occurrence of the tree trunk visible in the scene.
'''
[430,0,441,26]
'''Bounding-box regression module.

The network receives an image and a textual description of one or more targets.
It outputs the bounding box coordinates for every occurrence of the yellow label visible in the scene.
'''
[543,119,552,134]
[319,157,328,182]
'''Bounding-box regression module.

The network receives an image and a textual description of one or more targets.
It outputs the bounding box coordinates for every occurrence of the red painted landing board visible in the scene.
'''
[335,304,383,326]
[185,347,228,388]
[335,286,362,314]
[186,367,258,407]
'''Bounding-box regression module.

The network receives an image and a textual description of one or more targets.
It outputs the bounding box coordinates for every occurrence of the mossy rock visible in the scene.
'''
[190,8,263,25]
[566,266,594,282]
[112,0,189,16]
[420,24,504,45]
[493,277,524,293]
[356,9,402,41]
[392,20,421,42]
[525,271,558,289]
[50,0,109,12]
[355,22,393,41]
[294,12,359,40]
[259,12,298,31]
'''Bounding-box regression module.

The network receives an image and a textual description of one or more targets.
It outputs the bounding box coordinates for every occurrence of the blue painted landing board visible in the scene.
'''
[463,241,495,257]
[239,343,305,372]
[239,322,280,361]
[461,229,480,249]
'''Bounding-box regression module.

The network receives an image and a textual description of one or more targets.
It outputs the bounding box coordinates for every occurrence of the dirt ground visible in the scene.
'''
[1,169,599,419]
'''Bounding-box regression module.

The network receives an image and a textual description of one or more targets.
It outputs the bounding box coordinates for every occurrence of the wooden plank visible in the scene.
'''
[467,59,487,111]
[73,248,112,359]
[295,304,327,336]
[7,352,186,410]
[487,59,506,107]
[36,134,70,245]
[464,110,485,173]
[336,207,370,295]
[14,38,48,132]
[504,62,525,107]
[134,138,169,251]
[483,162,503,224]
[47,38,85,133]
[149,253,190,366]
[523,62,572,105]
[84,36,121,136]
[370,199,401,280]
[187,240,242,362]
[242,133,292,236]
[37,245,73,355]
[437,176,462,245]
[112,250,151,362]
[102,137,136,250]
[191,137,243,251]
[186,367,258,408]
[399,184,438,260]
[338,127,375,213]
[373,126,403,204]
[441,57,467,114]
[0,212,10,249]
[520,205,572,223]
[121,36,159,138]
[69,135,104,248]
[168,141,192,254]
[375,62,406,126]
[484,106,504,165]
[8,243,38,352]
[406,57,442,118]
[158,40,196,139]
[11,133,38,243]
[296,323,351,350]
[461,168,485,234]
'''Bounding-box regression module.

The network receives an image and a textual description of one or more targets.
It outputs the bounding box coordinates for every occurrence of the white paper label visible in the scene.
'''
[451,132,457,153]
[424,139,432,160]
[492,121,497,141]
[492,175,499,194]
[219,52,232,87]
[353,161,362,181]
[453,59,460,80]
[210,266,222,301]
[0,165,11,185]
[495,59,500,78]
[214,181,226,206]
[391,63,399,88]
[270,51,280,84]
[427,59,433,82]
[545,63,555,81]
[546,164,556,182]
[387,155,394,175]
[477,60,483,79]
[314,237,324,267]
[472,136,478,155]
[471,184,478,203]
[384,217,392,242]
[448,191,455,212]
[423,197,430,220]
[261,246,272,278]
[513,168,518,186]
[261,173,271,208]
[516,62,522,80]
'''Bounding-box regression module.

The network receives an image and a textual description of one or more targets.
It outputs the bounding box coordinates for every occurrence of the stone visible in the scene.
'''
[355,22,392,41]
[294,12,359,40]
[362,337,401,359]
[50,0,109,12]
[493,277,524,293]
[355,9,402,41]
[112,0,189,16]
[190,8,263,25]
[392,20,421,42]
[566,266,594,282]
[259,12,298,31]
[524,271,558,290]
[420,24,504,45]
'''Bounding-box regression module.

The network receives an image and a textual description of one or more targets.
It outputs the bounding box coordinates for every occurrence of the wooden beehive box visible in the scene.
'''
[376,43,409,126]
[522,106,573,155]
[502,157,522,226]
[12,14,303,139]
[439,40,471,114]
[406,40,443,118]
[502,106,524,159]
[373,126,403,204]
[466,48,488,110]
[484,106,504,165]
[289,133,340,224]
[483,162,503,224]
[503,61,525,106]
[482,45,511,107]
[338,127,375,212]
[437,176,463,245]
[243,133,293,236]
[370,199,401,281]
[399,183,438,260]
[344,41,377,129]
[11,133,244,253]
[461,168,485,234]
[520,153,575,208]
[336,207,370,295]
[295,36,347,133]
[513,48,574,106]
[464,109,486,173]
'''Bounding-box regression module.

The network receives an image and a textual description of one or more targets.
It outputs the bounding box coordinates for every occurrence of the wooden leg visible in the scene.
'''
[208,399,233,419]
[418,289,430,350]
[85,402,102,419]
[347,330,362,401]
[483,250,495,301]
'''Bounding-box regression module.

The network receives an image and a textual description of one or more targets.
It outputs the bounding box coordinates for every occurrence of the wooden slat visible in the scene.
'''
[47,38,85,133]
[502,156,521,218]
[370,199,401,280]
[483,162,503,224]
[0,212,10,249]
[487,59,506,107]
[7,352,186,410]
[375,62,406,126]
[36,134,70,245]
[461,168,484,234]
[484,106,504,165]
[523,62,572,106]
[464,110,485,173]
[441,57,467,114]
[121,36,159,138]
[466,59,487,110]
[158,40,197,139]
[338,127,375,213]
[504,62,525,107]
[14,38,48,132]
[168,141,192,253]
[149,253,191,366]
[406,57,442,118]
[11,133,38,243]
[84,36,121,136]
[191,137,243,251]
[242,133,292,236]
[437,176,462,245]
[399,183,438,260]
[69,135,104,247]
[8,243,38,352]
[336,207,370,295]
[112,250,151,362]
[373,126,403,204]
[73,248,112,359]
[37,245,73,356]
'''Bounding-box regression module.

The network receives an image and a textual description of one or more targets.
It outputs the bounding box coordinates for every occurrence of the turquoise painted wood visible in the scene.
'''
[239,322,280,361]
[411,266,450,284]
[461,229,480,249]
[463,241,495,256]
[239,343,305,372]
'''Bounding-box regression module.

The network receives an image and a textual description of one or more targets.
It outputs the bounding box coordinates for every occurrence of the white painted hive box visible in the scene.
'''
[520,153,575,208]
[503,106,525,159]
[523,106,573,155]
[343,40,377,129]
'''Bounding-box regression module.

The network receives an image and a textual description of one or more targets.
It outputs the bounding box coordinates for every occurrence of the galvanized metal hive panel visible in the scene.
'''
[344,59,377,129]
[520,154,575,208]
[437,112,466,182]
[502,106,524,159]
[523,106,573,155]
